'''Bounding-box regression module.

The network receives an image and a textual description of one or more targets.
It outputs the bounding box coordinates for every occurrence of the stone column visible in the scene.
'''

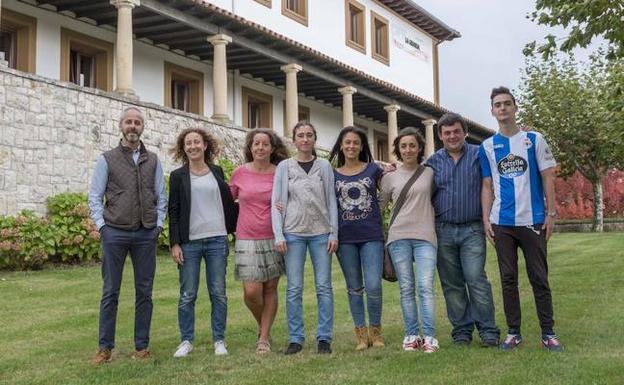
[338,86,357,127]
[208,34,232,122]
[281,63,302,138]
[368,126,376,157]
[384,104,400,163]
[111,0,139,97]
[422,118,436,158]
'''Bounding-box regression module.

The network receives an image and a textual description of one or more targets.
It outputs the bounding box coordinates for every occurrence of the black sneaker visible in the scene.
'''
[317,340,332,354]
[284,342,303,355]
[480,338,499,348]
[453,338,471,346]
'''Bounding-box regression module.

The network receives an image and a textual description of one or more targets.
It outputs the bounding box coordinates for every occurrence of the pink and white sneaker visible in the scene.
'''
[402,335,423,351]
[422,336,439,353]
[541,334,564,352]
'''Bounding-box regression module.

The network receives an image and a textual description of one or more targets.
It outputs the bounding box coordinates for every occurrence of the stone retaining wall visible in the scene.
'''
[0,67,247,215]
[554,222,624,233]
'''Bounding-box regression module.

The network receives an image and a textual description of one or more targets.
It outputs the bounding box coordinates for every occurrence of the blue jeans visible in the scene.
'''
[388,239,437,337]
[178,236,228,343]
[337,241,383,327]
[99,225,159,350]
[284,233,333,344]
[436,222,500,342]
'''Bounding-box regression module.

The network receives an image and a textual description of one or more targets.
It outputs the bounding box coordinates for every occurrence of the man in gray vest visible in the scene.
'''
[88,107,167,364]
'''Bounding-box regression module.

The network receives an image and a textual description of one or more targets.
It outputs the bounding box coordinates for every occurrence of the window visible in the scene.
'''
[172,79,190,111]
[297,105,310,122]
[371,11,389,65]
[282,0,308,26]
[283,101,310,129]
[242,87,272,129]
[164,62,204,115]
[374,131,388,162]
[345,0,365,54]
[0,28,17,68]
[60,28,113,91]
[70,50,96,87]
[0,9,36,72]
[254,0,271,7]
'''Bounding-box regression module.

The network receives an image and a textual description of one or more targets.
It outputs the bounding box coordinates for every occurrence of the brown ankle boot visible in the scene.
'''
[354,327,369,351]
[369,325,385,348]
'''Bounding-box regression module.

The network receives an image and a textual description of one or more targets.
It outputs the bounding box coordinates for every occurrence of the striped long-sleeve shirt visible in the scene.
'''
[425,143,482,224]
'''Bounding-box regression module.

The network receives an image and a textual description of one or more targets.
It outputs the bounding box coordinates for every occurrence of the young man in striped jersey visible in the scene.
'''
[479,87,563,352]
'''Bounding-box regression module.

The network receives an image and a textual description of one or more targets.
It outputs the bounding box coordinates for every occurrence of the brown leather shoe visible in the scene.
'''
[92,348,112,364]
[132,349,151,360]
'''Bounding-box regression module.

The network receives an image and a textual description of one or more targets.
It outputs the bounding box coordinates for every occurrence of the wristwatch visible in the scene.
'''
[547,211,557,218]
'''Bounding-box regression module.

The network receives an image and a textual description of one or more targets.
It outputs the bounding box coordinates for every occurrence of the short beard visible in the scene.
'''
[124,132,140,143]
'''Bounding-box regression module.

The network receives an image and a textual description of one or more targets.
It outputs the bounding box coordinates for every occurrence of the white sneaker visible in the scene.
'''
[173,340,193,358]
[423,336,439,353]
[402,335,423,351]
[214,340,228,356]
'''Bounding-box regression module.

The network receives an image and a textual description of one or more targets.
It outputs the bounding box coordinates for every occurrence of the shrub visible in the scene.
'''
[0,211,55,269]
[0,193,101,270]
[555,169,624,219]
[217,157,236,182]
[47,193,101,263]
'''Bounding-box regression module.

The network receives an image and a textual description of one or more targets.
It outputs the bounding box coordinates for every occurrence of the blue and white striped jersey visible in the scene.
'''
[479,131,556,226]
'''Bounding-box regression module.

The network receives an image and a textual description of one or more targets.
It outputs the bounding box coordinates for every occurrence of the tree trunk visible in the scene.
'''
[592,179,604,232]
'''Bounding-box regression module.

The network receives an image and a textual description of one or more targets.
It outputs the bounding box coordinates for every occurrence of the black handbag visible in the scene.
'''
[382,165,426,282]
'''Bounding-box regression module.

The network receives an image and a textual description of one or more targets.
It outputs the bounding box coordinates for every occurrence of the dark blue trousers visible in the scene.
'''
[98,225,158,350]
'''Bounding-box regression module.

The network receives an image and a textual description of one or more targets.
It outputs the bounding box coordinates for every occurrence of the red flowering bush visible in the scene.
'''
[555,169,624,220]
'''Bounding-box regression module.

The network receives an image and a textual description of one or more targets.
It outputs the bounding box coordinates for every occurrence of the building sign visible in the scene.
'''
[391,25,429,62]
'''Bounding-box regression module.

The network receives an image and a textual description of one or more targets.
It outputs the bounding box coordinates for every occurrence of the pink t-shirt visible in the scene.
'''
[229,165,275,240]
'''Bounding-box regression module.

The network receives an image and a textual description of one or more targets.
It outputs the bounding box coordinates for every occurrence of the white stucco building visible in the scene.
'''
[0,0,492,214]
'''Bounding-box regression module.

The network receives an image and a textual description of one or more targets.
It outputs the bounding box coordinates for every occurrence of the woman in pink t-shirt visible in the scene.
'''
[230,128,289,354]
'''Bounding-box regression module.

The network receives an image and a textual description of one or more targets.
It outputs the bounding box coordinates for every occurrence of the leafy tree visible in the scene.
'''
[518,52,624,231]
[524,0,624,59]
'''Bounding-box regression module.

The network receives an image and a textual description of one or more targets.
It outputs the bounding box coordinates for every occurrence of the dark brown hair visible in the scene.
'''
[490,86,516,106]
[392,127,426,163]
[292,121,317,156]
[329,126,374,167]
[243,128,289,165]
[437,112,468,135]
[170,127,220,165]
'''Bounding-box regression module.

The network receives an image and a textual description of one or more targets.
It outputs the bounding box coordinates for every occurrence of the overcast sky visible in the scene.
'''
[415,0,600,129]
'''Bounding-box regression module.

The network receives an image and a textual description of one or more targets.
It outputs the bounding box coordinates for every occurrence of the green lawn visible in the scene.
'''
[1,233,623,385]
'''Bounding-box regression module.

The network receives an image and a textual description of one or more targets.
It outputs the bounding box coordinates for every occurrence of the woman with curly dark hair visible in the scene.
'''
[229,128,288,354]
[168,128,238,358]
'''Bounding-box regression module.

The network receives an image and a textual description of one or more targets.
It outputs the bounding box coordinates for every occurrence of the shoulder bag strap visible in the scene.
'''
[388,165,426,229]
